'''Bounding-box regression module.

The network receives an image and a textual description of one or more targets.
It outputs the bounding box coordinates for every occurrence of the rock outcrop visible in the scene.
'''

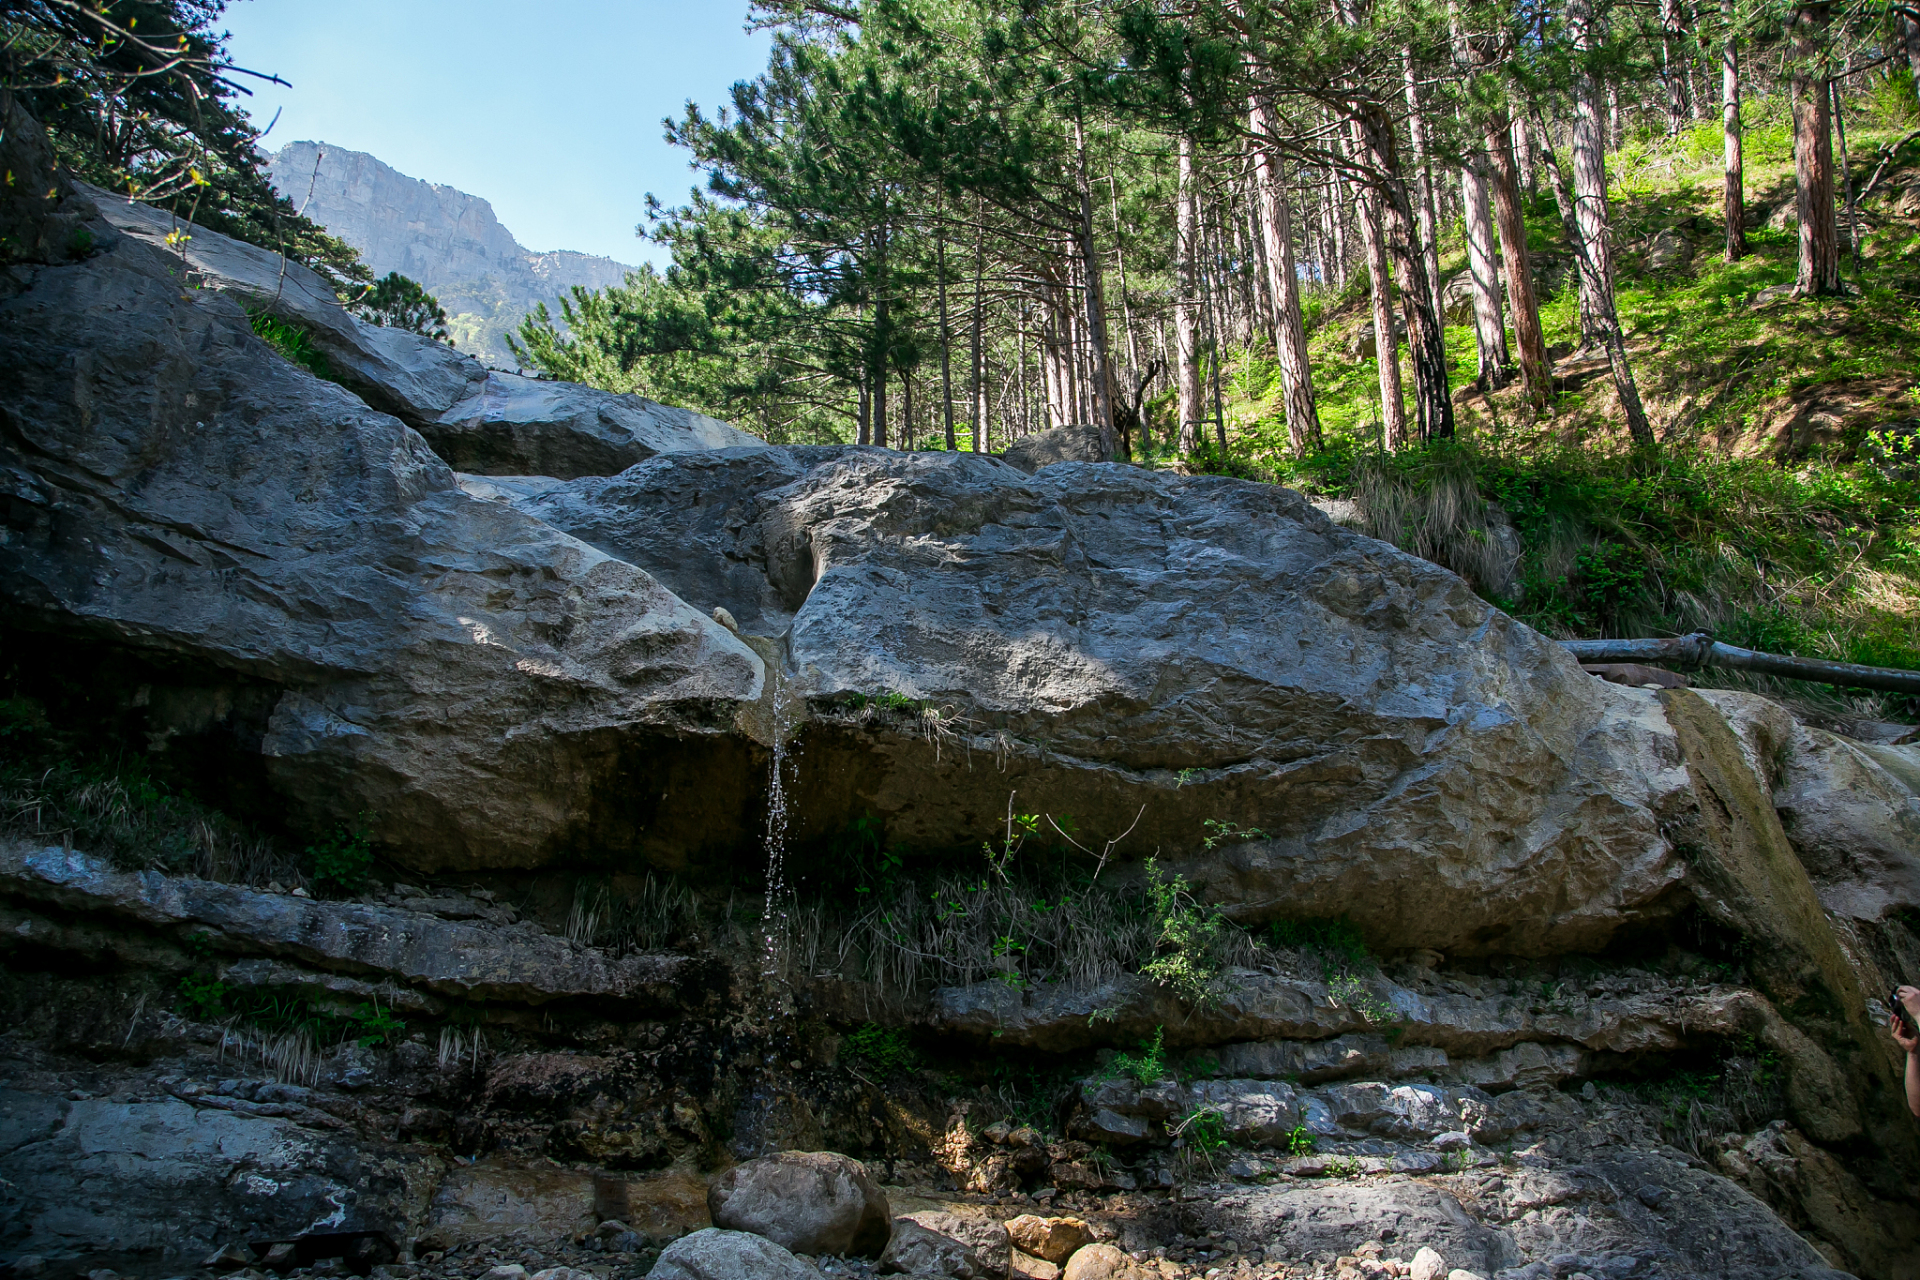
[76,183,765,477]
[478,447,1690,956]
[1000,423,1111,472]
[0,180,763,869]
[5,105,1920,1280]
[0,846,698,1008]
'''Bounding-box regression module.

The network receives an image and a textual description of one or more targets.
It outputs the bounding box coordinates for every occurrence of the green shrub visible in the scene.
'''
[177,971,229,1020]
[1140,858,1227,1004]
[842,1022,918,1073]
[307,820,373,896]
[346,1001,406,1048]
[1110,1026,1167,1086]
[248,309,333,379]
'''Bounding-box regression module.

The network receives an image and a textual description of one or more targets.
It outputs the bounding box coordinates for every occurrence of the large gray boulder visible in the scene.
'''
[706,1151,891,1257]
[1698,690,1920,923]
[482,447,1692,955]
[72,181,765,476]
[0,1084,431,1269]
[648,1228,822,1280]
[0,194,762,869]
[999,422,1110,473]
[432,371,761,478]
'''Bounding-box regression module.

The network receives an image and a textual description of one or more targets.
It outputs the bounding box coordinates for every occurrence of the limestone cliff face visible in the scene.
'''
[266,140,636,366]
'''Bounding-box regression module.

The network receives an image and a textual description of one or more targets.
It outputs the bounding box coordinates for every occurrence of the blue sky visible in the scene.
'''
[220,1,772,267]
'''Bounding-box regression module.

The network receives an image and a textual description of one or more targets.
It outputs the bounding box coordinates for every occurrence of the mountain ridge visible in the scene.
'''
[267,140,637,366]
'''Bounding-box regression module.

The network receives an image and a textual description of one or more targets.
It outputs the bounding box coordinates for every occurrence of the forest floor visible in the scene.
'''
[1162,93,1920,726]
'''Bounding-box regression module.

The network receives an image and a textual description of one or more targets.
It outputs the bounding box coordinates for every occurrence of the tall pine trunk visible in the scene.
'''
[1460,148,1510,386]
[1176,134,1203,452]
[1353,104,1453,442]
[1348,143,1408,450]
[870,220,890,448]
[1722,0,1748,260]
[1073,116,1117,457]
[936,198,957,452]
[969,206,986,452]
[1402,50,1446,329]
[1790,2,1840,295]
[1249,90,1322,457]
[1486,110,1552,405]
[1535,121,1606,347]
[1902,13,1920,100]
[1567,0,1655,445]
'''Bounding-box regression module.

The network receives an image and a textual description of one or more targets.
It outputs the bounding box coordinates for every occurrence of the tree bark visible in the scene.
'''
[871,220,890,449]
[1790,2,1840,295]
[1511,116,1536,197]
[1722,0,1748,260]
[936,198,957,452]
[1486,111,1552,406]
[1460,148,1510,386]
[1352,104,1453,442]
[969,205,986,451]
[1347,139,1408,450]
[1402,49,1446,329]
[1073,116,1118,457]
[1832,80,1858,274]
[1108,175,1141,374]
[1902,13,1920,101]
[1249,90,1322,457]
[1535,121,1606,347]
[1567,0,1655,445]
[1176,133,1203,452]
[1660,0,1694,133]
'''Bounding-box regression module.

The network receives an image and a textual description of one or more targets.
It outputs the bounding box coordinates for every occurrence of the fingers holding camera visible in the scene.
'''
[1894,1012,1920,1055]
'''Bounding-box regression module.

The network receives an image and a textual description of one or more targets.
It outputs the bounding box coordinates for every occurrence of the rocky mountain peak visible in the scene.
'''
[266,140,636,366]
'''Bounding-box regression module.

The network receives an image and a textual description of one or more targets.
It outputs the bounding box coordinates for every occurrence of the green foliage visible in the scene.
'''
[177,970,229,1021]
[1109,1026,1167,1086]
[829,812,907,898]
[983,809,1042,883]
[1176,1104,1229,1153]
[1286,1123,1317,1156]
[175,971,405,1050]
[345,1001,406,1048]
[1201,819,1268,849]
[248,310,333,380]
[306,819,373,897]
[3,0,369,288]
[1140,857,1227,1004]
[842,1022,919,1074]
[350,273,451,342]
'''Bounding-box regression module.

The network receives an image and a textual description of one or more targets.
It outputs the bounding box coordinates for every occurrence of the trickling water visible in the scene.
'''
[760,662,793,980]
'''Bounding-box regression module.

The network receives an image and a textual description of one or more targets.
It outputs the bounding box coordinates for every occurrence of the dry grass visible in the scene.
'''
[0,753,301,885]
[567,874,703,954]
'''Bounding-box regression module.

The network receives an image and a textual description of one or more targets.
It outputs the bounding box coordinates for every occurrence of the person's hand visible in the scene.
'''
[1893,985,1920,1054]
